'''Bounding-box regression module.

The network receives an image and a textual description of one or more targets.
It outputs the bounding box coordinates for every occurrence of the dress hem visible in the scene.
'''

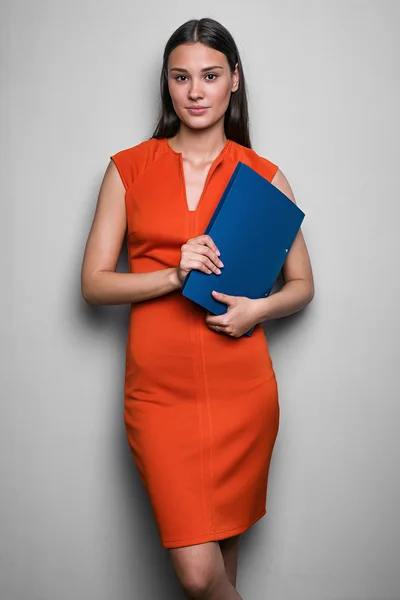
[161,508,267,549]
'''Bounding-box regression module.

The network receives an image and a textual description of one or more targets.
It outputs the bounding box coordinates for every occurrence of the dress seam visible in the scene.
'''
[192,210,215,536]
[188,215,210,538]
[198,316,216,534]
[125,144,170,193]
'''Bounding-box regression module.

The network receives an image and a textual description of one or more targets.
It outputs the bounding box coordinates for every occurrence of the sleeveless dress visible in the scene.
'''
[110,137,280,549]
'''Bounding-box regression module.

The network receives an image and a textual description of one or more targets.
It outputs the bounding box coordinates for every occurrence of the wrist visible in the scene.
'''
[252,297,270,324]
[168,267,182,291]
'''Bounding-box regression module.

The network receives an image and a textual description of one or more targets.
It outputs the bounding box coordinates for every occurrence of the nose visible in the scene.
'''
[188,78,204,99]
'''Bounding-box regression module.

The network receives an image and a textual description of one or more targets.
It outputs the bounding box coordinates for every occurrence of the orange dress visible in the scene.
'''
[110,137,280,549]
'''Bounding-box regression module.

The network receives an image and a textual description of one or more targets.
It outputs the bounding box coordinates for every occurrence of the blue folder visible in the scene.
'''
[181,161,305,336]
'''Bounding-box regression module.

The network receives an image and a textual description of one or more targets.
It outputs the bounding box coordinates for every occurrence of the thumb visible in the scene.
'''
[212,290,235,305]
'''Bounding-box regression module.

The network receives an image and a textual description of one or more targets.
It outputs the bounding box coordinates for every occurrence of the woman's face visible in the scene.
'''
[167,42,239,131]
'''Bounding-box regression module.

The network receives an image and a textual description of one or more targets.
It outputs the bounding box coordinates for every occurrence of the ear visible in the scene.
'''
[232,62,239,93]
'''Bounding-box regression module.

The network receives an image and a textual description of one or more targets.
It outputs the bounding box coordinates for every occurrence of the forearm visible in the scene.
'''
[82,267,181,306]
[252,279,314,323]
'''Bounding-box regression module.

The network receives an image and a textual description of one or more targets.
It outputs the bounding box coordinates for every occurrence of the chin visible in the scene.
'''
[180,114,221,131]
[187,121,213,130]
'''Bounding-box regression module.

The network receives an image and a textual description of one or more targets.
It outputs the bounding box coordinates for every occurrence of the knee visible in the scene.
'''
[172,558,222,598]
[179,568,216,598]
[169,543,226,598]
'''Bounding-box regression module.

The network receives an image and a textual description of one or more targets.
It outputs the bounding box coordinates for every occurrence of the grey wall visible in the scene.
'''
[1,1,399,599]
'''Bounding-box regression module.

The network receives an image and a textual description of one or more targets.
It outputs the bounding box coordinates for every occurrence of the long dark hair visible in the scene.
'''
[150,18,252,148]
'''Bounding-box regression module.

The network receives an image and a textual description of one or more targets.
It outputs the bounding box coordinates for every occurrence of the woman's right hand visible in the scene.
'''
[176,234,224,285]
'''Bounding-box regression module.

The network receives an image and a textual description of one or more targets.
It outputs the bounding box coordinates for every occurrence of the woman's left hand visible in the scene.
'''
[205,290,259,338]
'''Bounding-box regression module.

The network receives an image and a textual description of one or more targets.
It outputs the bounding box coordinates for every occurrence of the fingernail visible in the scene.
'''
[219,261,224,267]
[216,249,221,256]
[216,268,221,274]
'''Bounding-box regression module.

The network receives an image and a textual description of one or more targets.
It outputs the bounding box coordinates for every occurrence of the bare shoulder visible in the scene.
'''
[271,168,297,203]
[103,158,126,191]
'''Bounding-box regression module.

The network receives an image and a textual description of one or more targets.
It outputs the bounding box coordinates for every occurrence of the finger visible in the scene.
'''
[205,313,228,327]
[188,257,220,276]
[208,323,226,333]
[187,254,222,275]
[190,235,220,257]
[188,244,223,270]
[212,290,235,305]
[213,325,224,333]
[182,243,222,269]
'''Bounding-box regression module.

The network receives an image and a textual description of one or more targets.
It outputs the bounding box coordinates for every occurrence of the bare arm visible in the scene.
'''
[252,168,315,323]
[81,161,222,305]
[81,160,181,305]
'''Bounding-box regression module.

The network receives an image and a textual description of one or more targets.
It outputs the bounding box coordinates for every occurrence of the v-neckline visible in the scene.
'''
[162,137,231,213]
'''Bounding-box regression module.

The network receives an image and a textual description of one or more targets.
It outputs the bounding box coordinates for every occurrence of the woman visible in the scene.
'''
[81,17,314,600]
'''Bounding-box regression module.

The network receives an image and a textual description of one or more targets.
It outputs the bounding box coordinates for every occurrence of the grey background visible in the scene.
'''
[1,1,399,599]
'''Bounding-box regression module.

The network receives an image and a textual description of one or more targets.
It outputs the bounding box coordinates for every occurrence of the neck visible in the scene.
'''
[168,124,227,163]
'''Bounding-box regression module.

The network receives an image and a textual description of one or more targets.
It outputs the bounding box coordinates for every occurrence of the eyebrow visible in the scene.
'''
[169,65,224,73]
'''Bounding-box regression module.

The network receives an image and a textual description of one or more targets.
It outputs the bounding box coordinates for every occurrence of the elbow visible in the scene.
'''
[293,278,314,307]
[306,280,315,305]
[81,283,95,305]
[81,275,100,305]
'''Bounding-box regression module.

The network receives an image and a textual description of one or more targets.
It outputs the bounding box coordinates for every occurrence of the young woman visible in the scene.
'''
[81,17,314,600]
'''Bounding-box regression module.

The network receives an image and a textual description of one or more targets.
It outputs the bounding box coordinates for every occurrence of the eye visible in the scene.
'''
[174,73,217,82]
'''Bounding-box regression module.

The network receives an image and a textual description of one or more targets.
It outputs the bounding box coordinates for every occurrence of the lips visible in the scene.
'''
[187,106,209,114]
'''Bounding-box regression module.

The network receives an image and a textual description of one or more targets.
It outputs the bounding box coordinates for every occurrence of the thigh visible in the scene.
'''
[219,535,240,587]
[168,541,226,596]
